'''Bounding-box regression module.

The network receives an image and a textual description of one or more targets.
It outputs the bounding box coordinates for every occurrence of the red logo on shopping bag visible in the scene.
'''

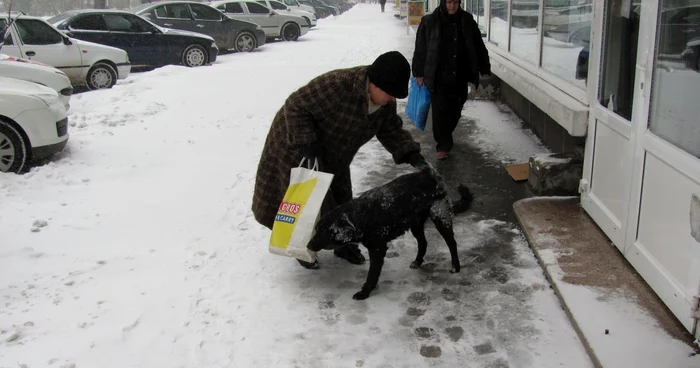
[279,201,301,215]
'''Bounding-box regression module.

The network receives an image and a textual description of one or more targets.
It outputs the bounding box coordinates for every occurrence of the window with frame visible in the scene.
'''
[15,19,63,45]
[155,4,192,19]
[190,4,223,20]
[489,0,508,50]
[649,0,700,158]
[69,14,108,31]
[269,1,288,10]
[509,0,540,64]
[104,14,152,33]
[223,3,245,13]
[247,2,271,14]
[541,0,592,89]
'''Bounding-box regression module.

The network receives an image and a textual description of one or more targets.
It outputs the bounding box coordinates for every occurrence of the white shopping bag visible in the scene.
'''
[269,158,334,263]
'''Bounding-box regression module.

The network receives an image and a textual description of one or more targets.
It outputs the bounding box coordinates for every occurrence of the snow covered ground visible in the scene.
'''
[0,4,596,367]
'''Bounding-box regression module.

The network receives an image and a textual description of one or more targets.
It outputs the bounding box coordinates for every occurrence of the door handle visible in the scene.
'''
[196,24,205,28]
[164,23,173,26]
[25,51,35,57]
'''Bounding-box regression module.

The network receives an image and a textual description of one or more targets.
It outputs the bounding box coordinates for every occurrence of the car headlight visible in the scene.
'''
[256,25,263,31]
[212,42,218,49]
[31,93,65,114]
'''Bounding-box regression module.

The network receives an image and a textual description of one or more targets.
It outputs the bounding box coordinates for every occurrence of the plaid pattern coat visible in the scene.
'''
[252,66,421,229]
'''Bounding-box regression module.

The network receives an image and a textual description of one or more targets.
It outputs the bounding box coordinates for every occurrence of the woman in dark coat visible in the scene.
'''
[412,0,491,160]
[252,51,431,268]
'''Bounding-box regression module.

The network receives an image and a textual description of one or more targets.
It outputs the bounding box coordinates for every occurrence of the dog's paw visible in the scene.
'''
[352,290,370,300]
[410,260,423,269]
[449,265,460,273]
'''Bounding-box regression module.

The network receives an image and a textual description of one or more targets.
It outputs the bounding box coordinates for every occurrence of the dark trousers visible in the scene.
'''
[431,87,467,153]
[380,3,385,11]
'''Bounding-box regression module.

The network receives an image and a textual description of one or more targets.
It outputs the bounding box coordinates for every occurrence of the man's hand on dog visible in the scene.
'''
[406,152,439,180]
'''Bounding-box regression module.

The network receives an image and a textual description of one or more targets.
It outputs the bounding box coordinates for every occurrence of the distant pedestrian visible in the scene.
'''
[379,0,387,12]
[411,0,491,160]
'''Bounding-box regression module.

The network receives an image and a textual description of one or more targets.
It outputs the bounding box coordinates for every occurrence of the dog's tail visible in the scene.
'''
[451,185,474,214]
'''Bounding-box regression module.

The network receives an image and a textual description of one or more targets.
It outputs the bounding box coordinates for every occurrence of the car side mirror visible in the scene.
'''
[269,11,275,16]
[62,36,72,45]
[150,27,161,34]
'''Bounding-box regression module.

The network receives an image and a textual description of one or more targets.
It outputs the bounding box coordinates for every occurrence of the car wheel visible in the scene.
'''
[182,45,208,67]
[281,22,300,42]
[0,120,27,174]
[86,62,117,90]
[235,32,257,52]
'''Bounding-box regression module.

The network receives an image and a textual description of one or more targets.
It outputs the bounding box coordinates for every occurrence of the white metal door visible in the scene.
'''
[622,0,700,335]
[581,0,641,250]
[13,19,84,81]
[244,2,279,37]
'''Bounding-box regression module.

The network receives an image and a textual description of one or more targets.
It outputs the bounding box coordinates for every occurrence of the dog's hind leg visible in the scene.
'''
[410,215,429,269]
[431,216,461,273]
[352,242,388,300]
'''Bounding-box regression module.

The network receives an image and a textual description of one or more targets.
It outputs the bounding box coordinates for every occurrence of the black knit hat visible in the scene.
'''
[367,51,410,99]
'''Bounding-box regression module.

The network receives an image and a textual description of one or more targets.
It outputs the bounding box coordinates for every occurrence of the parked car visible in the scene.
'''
[256,0,317,28]
[0,12,131,90]
[299,0,336,18]
[0,76,69,173]
[132,1,265,52]
[281,0,316,17]
[0,54,73,109]
[211,0,309,41]
[49,10,219,69]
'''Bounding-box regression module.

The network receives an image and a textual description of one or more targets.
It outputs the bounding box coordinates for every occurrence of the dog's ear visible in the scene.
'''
[341,213,356,231]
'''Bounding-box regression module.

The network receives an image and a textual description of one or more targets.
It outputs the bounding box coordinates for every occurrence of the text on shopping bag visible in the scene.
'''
[270,177,318,249]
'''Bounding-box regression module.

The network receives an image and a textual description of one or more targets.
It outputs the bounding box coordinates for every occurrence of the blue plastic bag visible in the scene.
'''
[404,77,431,131]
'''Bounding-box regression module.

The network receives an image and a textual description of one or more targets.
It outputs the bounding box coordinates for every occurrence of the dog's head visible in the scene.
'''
[308,211,360,252]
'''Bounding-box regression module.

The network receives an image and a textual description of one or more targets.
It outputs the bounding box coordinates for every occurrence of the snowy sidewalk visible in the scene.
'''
[514,198,700,368]
[1,4,592,367]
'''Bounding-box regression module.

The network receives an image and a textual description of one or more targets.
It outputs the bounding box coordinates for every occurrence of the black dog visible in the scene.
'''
[307,170,474,300]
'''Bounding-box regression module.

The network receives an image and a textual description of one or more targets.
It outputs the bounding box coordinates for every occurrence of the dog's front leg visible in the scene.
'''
[353,242,387,300]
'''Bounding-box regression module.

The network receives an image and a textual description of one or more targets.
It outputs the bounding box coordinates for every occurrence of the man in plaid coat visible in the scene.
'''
[252,51,432,269]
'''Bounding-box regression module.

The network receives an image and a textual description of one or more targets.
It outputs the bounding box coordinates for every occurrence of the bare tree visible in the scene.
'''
[94,0,107,8]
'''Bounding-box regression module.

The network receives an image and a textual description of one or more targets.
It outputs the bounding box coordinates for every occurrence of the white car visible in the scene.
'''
[0,77,68,173]
[1,13,131,90]
[211,0,309,41]
[0,54,73,109]
[281,0,316,16]
[259,0,317,28]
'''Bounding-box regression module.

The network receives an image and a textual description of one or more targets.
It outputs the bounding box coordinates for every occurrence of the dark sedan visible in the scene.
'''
[132,1,266,52]
[49,10,218,69]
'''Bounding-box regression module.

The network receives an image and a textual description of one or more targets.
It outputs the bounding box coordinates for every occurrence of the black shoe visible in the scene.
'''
[297,258,319,269]
[334,243,365,265]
